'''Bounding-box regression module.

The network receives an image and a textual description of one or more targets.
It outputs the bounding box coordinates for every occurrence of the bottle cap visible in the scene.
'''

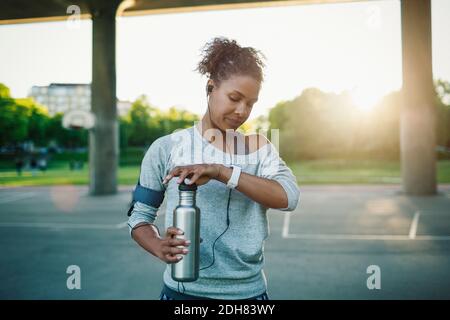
[179,179,197,191]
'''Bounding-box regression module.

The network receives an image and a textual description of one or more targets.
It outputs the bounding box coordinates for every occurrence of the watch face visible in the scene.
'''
[227,165,241,189]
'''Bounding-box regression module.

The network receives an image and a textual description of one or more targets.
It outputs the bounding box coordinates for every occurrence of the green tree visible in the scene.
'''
[127,95,157,146]
[0,84,29,146]
[119,116,131,149]
[435,79,450,154]
[268,80,450,161]
[46,113,87,149]
[269,88,358,160]
[126,95,199,147]
[15,98,50,147]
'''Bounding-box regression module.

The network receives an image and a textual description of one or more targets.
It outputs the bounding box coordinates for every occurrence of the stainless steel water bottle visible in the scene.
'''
[171,180,200,282]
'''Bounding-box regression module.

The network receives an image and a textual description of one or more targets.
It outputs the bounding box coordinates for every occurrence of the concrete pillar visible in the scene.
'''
[400,0,436,195]
[89,1,122,195]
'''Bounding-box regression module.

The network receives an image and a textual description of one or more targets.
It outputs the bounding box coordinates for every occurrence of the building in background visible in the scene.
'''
[29,83,132,116]
[30,83,90,115]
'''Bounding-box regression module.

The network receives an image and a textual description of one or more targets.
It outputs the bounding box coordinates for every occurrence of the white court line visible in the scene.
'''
[409,211,420,239]
[282,212,291,238]
[282,210,450,241]
[412,235,450,241]
[285,234,409,240]
[115,221,128,229]
[0,192,36,204]
[0,221,128,230]
[284,234,450,241]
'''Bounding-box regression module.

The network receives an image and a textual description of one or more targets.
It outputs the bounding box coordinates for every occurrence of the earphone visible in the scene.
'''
[177,83,233,294]
[207,84,213,95]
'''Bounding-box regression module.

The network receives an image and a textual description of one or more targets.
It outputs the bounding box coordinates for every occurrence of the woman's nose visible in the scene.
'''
[235,103,247,116]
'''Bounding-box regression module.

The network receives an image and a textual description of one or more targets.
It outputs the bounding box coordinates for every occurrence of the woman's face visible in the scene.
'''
[207,74,260,131]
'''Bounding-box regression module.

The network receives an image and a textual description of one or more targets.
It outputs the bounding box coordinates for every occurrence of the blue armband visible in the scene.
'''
[127,179,165,216]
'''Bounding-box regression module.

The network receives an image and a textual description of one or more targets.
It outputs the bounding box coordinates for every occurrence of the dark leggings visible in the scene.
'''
[159,284,270,300]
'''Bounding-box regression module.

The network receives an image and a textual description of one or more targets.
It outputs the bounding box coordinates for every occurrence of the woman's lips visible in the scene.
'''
[226,117,242,126]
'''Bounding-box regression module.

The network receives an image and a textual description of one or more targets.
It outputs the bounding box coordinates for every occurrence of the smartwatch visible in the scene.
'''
[226,165,241,189]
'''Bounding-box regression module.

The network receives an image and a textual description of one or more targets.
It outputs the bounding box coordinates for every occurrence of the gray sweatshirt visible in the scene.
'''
[128,124,300,299]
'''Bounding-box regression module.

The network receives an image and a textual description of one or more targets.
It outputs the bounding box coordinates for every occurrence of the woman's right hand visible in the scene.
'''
[155,226,190,264]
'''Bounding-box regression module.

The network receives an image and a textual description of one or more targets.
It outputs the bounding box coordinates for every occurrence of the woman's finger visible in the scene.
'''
[164,165,210,185]
[168,246,188,255]
[163,167,179,183]
[168,238,191,247]
[186,172,201,185]
[165,226,184,238]
[166,165,184,177]
[164,253,183,264]
[163,166,192,184]
[177,169,192,184]
[170,166,191,176]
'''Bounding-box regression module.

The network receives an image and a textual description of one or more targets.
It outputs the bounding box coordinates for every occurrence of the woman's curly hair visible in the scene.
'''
[196,37,266,85]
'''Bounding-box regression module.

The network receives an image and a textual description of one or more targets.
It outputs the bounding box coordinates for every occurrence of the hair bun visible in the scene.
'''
[196,37,265,84]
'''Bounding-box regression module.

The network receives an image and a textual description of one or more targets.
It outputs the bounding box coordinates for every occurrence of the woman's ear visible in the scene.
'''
[206,79,214,96]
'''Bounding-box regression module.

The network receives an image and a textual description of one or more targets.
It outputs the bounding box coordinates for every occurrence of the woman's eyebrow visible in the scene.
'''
[231,90,258,102]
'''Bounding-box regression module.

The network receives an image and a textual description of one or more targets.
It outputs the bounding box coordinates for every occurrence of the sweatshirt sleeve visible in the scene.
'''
[257,140,300,212]
[127,137,169,235]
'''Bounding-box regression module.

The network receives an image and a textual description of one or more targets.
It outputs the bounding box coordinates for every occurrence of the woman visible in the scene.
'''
[128,37,300,300]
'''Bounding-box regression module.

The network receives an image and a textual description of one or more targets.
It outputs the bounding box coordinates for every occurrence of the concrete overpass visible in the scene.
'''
[0,0,437,196]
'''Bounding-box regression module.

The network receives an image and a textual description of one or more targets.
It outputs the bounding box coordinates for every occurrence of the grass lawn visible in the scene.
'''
[291,159,450,184]
[0,165,140,186]
[1,159,449,186]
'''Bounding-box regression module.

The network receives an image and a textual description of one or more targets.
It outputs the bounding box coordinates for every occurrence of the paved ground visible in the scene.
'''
[0,184,449,299]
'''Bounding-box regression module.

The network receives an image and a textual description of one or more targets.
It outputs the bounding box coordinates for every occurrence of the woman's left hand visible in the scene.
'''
[163,164,221,186]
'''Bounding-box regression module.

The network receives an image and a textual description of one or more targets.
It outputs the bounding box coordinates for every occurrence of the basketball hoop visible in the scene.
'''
[62,110,95,130]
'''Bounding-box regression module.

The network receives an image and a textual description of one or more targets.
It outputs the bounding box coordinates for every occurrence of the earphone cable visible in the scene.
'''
[199,84,233,271]
[199,188,232,271]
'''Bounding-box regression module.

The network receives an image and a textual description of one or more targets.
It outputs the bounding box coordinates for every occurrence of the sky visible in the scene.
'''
[0,0,449,119]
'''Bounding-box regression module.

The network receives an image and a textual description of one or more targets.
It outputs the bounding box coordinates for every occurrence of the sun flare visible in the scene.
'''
[350,86,382,112]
